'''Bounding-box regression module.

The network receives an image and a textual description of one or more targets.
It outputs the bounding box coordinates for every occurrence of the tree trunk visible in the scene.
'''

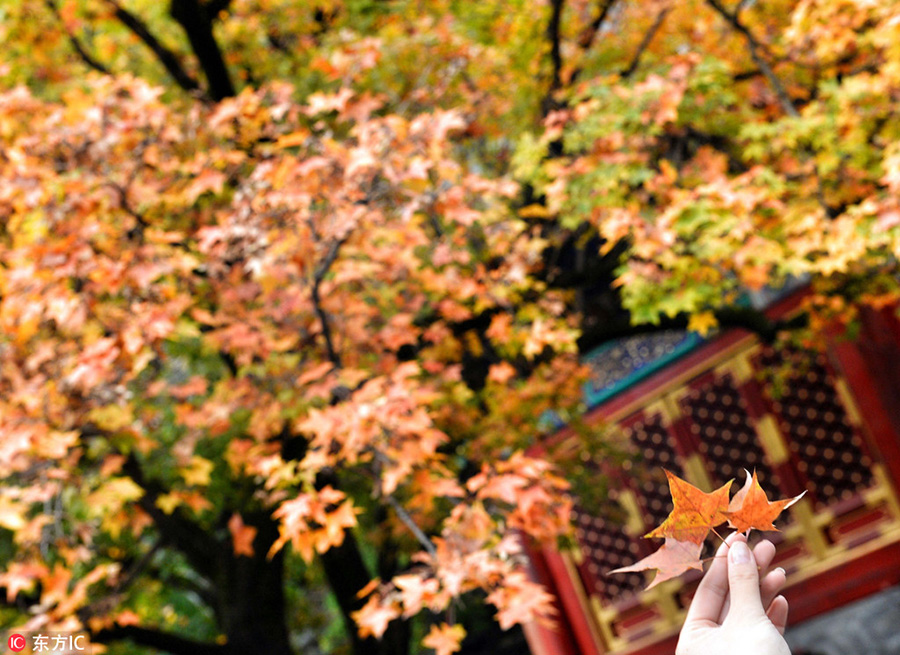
[216,512,294,655]
[319,529,410,655]
[169,0,235,101]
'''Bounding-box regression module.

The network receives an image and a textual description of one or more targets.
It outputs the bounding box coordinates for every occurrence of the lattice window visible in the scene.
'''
[757,348,874,506]
[623,413,682,527]
[573,507,644,603]
[680,373,779,489]
[572,412,685,604]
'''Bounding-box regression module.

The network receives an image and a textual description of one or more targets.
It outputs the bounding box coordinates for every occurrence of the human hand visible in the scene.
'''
[677,533,791,655]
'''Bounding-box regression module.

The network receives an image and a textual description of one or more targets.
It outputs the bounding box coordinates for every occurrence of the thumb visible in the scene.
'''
[725,539,766,622]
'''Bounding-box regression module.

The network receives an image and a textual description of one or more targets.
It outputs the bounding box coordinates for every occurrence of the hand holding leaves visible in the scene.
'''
[611,469,805,589]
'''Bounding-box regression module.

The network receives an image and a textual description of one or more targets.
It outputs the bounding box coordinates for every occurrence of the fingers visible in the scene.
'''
[760,566,786,611]
[717,538,780,623]
[684,533,738,626]
[766,595,789,635]
[724,536,767,622]
[685,534,787,630]
[752,539,786,612]
[752,539,776,571]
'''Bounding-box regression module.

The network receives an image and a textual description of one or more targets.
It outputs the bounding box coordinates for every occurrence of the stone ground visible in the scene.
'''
[786,584,900,655]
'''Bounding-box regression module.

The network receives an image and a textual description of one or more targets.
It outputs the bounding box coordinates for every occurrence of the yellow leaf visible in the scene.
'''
[156,493,181,515]
[518,204,551,218]
[687,311,718,337]
[86,478,144,518]
[180,456,214,487]
[88,404,134,432]
[0,496,26,531]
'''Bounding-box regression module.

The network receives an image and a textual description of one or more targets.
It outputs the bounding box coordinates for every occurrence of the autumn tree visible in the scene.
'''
[1,1,900,655]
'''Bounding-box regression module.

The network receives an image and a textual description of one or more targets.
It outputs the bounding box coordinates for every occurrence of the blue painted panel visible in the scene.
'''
[581,330,703,409]
[537,330,704,433]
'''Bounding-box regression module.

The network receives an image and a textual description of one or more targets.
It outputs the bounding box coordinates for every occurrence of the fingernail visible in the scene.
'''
[730,540,752,564]
[775,567,785,576]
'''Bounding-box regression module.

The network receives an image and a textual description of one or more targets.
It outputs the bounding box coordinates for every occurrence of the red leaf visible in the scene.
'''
[725,469,805,533]
[609,538,704,589]
[228,513,258,558]
[643,469,731,545]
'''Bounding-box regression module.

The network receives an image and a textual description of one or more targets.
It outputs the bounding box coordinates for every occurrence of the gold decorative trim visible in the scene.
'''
[569,544,584,566]
[719,351,755,384]
[617,489,646,537]
[561,552,609,654]
[754,414,791,465]
[833,377,863,426]
[591,595,619,650]
[682,454,714,492]
[652,586,682,628]
[871,464,900,521]
[661,393,686,426]
[642,400,670,427]
[774,522,900,589]
[789,498,830,559]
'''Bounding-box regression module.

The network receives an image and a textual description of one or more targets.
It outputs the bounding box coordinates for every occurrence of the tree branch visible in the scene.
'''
[547,0,565,94]
[570,0,618,84]
[705,0,845,217]
[120,455,220,580]
[705,0,780,61]
[93,625,225,655]
[113,540,162,594]
[705,0,798,117]
[372,451,438,558]
[383,494,438,558]
[315,470,402,655]
[153,565,218,608]
[103,0,203,96]
[103,179,149,241]
[578,0,618,50]
[170,0,236,101]
[311,234,349,368]
[541,0,568,119]
[621,5,671,79]
[45,0,111,75]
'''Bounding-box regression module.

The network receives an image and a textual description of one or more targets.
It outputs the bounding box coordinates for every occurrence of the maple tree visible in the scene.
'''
[0,1,899,655]
[611,469,804,589]
[0,76,581,655]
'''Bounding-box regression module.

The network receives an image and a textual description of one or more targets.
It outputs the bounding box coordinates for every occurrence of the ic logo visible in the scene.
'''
[7,633,26,652]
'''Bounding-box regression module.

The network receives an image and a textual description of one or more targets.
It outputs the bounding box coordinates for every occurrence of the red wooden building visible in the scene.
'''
[524,292,900,655]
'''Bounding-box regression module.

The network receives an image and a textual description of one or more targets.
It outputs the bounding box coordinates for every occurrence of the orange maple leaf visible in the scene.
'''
[725,469,805,533]
[643,470,731,544]
[609,538,704,590]
[228,513,258,558]
[352,595,401,640]
[422,623,466,655]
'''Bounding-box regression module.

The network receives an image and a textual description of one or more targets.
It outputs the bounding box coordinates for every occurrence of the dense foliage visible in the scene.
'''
[1,1,899,654]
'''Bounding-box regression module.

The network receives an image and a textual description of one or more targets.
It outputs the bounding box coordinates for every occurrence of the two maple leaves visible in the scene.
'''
[611,469,805,589]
